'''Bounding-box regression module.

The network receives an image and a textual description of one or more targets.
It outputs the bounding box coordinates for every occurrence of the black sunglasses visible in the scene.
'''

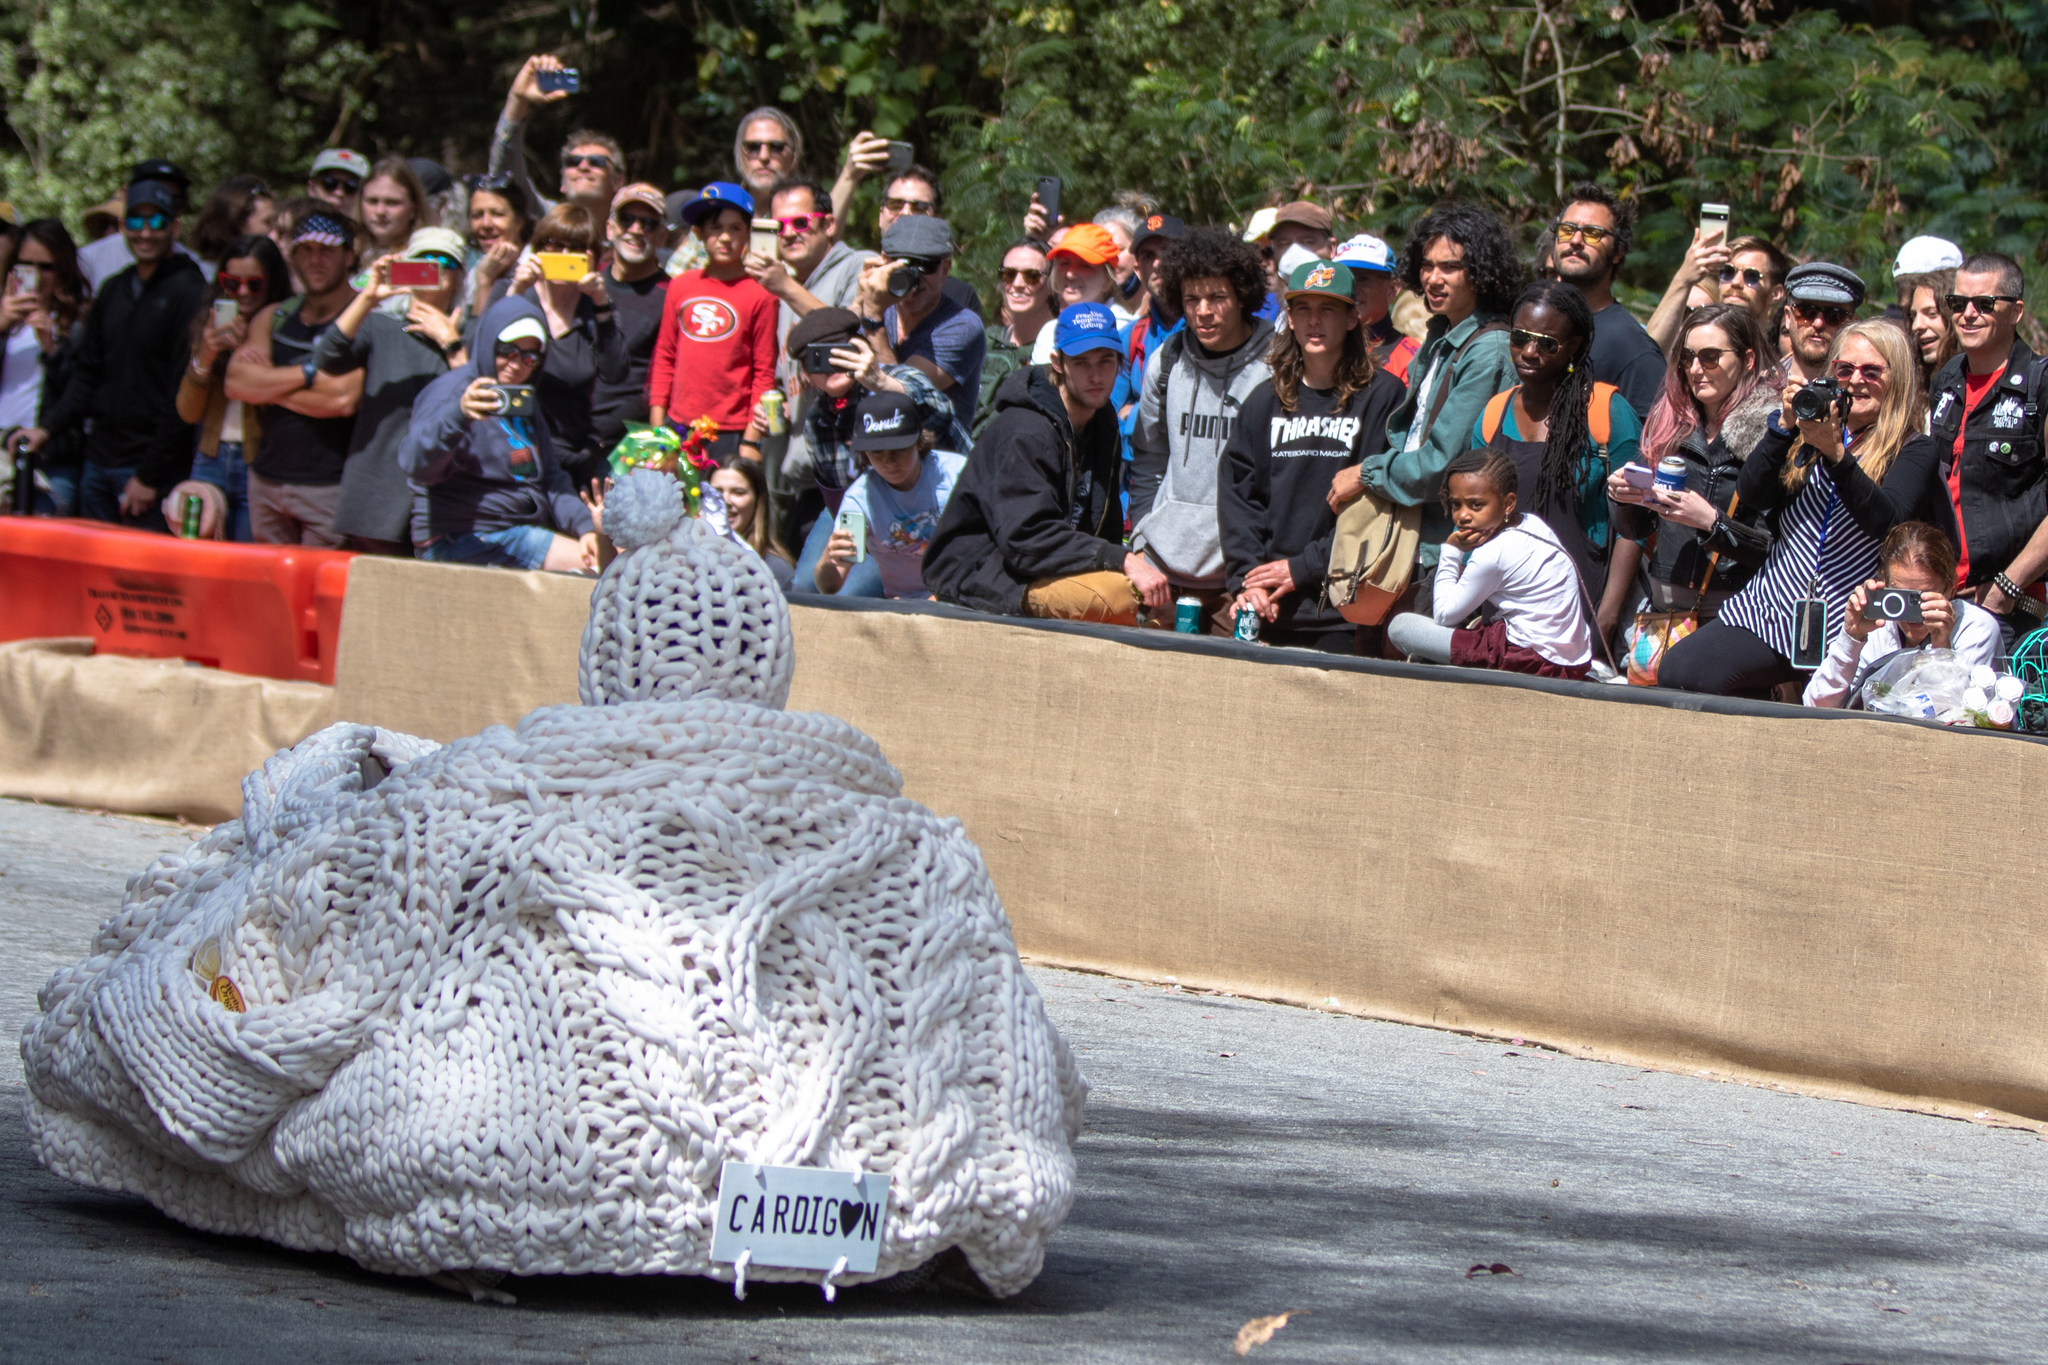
[1789,301,1852,326]
[1680,345,1734,369]
[561,153,612,171]
[314,173,360,195]
[493,340,542,361]
[1944,293,2022,316]
[1509,327,1565,355]
[742,139,791,156]
[1718,266,1765,288]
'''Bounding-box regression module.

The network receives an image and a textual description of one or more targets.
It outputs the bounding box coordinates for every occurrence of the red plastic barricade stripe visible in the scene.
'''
[0,519,353,684]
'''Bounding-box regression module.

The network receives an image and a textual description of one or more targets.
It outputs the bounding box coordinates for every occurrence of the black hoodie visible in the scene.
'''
[1218,370,1404,630]
[42,253,206,493]
[922,365,1124,615]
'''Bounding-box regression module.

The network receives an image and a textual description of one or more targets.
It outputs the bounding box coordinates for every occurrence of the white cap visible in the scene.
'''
[1894,235,1963,276]
[309,148,371,181]
[1276,243,1321,279]
[496,317,549,349]
[1241,207,1278,244]
[1333,232,1397,274]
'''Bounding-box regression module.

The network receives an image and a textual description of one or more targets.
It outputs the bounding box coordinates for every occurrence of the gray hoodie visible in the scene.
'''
[1129,318,1275,584]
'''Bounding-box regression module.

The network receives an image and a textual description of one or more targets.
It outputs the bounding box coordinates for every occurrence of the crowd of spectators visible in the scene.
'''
[6,63,2046,714]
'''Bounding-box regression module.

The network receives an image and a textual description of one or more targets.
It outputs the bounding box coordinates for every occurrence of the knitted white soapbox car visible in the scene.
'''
[20,471,1087,1299]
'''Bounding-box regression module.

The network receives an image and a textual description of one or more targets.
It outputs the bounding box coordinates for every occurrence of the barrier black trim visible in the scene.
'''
[785,591,2048,748]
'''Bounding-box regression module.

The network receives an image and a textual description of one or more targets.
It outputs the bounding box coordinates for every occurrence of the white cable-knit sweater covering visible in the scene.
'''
[19,472,1087,1298]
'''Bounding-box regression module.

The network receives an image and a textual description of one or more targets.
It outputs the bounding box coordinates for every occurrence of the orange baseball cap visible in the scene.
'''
[1047,223,1120,267]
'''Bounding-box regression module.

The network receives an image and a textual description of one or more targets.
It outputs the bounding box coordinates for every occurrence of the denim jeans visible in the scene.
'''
[78,462,158,529]
[792,504,885,597]
[189,446,252,542]
[418,524,559,570]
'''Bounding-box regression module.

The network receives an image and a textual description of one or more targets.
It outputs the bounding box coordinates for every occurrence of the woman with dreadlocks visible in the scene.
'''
[1471,281,1642,653]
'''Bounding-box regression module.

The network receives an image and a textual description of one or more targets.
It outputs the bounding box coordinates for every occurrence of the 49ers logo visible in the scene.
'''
[678,296,739,341]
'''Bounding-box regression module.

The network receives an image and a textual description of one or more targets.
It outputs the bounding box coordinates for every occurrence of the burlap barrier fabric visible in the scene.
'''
[0,638,334,823]
[328,564,2048,1125]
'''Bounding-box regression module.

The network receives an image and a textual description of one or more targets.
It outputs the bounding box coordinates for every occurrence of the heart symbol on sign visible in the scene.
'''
[839,1200,867,1236]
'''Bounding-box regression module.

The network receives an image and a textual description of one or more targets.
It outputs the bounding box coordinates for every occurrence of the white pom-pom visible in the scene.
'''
[604,470,686,551]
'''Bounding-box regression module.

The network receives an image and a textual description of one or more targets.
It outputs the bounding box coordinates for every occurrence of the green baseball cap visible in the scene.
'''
[1284,258,1356,302]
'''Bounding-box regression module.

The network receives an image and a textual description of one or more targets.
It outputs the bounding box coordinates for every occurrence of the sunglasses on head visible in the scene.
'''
[125,210,170,232]
[561,153,612,171]
[493,340,541,361]
[1553,221,1614,245]
[1944,293,2021,316]
[614,210,663,233]
[1000,267,1045,287]
[314,173,360,195]
[775,212,830,235]
[1790,300,1852,326]
[1509,327,1565,355]
[1718,266,1765,288]
[465,173,515,193]
[881,196,934,216]
[1832,361,1887,383]
[742,139,791,157]
[1681,345,1733,369]
[217,273,267,294]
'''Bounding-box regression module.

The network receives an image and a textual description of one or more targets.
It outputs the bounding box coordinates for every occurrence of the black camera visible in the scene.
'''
[1865,586,1925,624]
[802,342,842,375]
[886,261,925,297]
[1790,376,1850,423]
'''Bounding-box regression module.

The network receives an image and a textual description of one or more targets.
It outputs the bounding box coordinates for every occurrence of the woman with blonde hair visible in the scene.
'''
[1657,318,1954,696]
[355,157,429,275]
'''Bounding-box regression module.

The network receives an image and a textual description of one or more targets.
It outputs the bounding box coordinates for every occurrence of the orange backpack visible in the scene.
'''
[1479,382,1618,464]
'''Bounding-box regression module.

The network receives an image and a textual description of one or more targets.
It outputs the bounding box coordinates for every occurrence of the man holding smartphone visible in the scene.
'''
[491,54,626,227]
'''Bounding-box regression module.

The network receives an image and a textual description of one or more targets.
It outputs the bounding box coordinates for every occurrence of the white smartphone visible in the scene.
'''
[10,264,38,295]
[1620,462,1656,490]
[211,298,238,329]
[836,505,867,563]
[750,218,780,262]
[1699,202,1730,245]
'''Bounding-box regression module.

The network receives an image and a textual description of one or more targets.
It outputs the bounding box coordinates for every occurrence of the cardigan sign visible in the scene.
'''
[711,1162,892,1273]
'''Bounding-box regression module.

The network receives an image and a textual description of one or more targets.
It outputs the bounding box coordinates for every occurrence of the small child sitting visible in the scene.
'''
[815,391,966,599]
[1386,448,1594,679]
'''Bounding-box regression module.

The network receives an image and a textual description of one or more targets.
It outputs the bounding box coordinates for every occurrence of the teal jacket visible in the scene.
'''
[1360,310,1516,566]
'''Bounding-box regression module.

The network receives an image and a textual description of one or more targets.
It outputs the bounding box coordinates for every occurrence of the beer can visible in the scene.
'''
[760,389,787,436]
[180,493,202,540]
[1173,595,1201,633]
[1653,456,1689,496]
[1234,606,1260,643]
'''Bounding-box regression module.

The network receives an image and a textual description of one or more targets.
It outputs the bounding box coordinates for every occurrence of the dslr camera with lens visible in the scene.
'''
[887,256,939,297]
[1790,375,1850,424]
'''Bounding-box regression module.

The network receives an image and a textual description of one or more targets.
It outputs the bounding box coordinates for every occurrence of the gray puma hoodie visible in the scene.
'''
[1128,318,1276,585]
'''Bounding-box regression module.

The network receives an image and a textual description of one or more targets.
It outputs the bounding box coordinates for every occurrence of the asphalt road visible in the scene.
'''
[3,796,2044,1364]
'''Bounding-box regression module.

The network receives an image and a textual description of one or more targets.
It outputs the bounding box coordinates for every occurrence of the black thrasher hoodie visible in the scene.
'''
[922,364,1125,615]
[42,252,206,494]
[1217,369,1405,630]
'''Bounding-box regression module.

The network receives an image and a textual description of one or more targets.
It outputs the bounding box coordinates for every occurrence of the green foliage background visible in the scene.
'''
[1,0,2044,308]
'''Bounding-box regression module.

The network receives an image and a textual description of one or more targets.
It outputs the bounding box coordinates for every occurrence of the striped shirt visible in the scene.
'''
[1719,452,1882,664]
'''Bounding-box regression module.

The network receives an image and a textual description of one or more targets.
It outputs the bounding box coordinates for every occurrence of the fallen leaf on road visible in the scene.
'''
[1466,1263,1519,1278]
[1550,1179,1559,1187]
[1219,1051,1236,1058]
[1234,1310,1307,1355]
[1511,1036,1525,1045]
[1880,1306,1908,1313]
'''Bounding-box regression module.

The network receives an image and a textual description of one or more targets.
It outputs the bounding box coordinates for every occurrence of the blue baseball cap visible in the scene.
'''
[681,181,754,226]
[1053,302,1122,357]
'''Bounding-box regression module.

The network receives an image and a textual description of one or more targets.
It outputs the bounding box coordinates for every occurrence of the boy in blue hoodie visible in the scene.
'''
[399,294,597,571]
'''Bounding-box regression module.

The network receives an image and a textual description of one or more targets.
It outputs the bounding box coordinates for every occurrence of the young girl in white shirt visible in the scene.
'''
[1386,448,1595,678]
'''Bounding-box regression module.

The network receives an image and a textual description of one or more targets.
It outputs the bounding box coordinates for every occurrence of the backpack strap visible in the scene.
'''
[1480,389,1514,446]
[1587,381,1616,451]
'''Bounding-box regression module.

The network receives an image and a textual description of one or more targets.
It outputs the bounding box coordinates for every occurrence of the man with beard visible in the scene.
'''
[1550,182,1664,420]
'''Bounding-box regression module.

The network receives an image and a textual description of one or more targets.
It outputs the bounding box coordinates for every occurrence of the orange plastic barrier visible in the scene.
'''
[0,519,353,684]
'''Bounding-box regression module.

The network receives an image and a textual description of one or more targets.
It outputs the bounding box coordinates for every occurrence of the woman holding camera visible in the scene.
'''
[1804,521,2000,707]
[399,294,596,572]
[1608,304,1775,620]
[1656,320,1951,696]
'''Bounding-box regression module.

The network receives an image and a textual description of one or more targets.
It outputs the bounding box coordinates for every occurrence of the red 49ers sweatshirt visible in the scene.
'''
[646,269,780,432]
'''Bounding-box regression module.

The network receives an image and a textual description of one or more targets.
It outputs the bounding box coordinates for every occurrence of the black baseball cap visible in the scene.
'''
[128,159,190,190]
[124,182,181,217]
[665,189,699,233]
[849,391,921,451]
[1130,213,1187,253]
[408,157,454,197]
